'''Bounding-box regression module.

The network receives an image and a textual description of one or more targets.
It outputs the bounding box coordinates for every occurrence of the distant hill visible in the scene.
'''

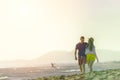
[33,51,75,64]
[96,49,120,62]
[0,51,76,68]
[0,49,120,68]
[33,49,120,64]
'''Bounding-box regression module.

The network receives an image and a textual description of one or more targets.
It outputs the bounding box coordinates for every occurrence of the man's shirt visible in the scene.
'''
[76,42,87,57]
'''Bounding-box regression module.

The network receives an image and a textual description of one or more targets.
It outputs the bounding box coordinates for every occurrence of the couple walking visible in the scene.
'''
[75,36,99,74]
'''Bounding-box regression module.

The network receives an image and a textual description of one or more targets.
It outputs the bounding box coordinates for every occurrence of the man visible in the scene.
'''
[75,36,87,74]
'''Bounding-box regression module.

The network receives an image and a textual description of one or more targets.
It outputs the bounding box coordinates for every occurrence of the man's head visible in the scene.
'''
[80,36,85,43]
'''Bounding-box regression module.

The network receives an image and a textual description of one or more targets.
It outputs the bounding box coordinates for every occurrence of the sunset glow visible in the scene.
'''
[0,0,120,61]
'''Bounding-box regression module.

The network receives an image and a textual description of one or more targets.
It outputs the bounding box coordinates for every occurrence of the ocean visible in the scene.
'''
[0,62,120,80]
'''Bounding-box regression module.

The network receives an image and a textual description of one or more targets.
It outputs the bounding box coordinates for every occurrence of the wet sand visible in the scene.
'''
[33,69,120,80]
[0,62,120,80]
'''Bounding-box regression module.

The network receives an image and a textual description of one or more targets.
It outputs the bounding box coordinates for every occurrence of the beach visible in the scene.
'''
[33,69,120,80]
[0,62,120,80]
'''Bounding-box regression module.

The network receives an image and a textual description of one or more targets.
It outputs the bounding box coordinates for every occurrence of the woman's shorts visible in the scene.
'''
[86,54,95,62]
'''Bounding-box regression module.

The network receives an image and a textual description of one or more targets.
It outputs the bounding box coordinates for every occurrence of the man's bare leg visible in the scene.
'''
[82,57,86,74]
[79,65,82,73]
[82,64,85,73]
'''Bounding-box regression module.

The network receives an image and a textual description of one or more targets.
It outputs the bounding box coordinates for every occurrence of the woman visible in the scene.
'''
[85,37,99,72]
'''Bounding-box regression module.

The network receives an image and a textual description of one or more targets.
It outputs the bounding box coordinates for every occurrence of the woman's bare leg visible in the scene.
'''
[89,61,94,72]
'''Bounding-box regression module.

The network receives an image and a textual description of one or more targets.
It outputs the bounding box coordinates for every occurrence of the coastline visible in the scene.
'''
[33,69,120,80]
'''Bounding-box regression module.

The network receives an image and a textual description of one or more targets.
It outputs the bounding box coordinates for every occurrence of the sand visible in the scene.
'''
[33,69,120,80]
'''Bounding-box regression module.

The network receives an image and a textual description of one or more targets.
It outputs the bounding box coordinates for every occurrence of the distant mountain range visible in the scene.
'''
[0,49,120,68]
[34,51,75,64]
[33,49,120,63]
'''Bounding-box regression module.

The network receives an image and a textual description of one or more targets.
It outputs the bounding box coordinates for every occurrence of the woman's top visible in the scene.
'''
[85,46,96,54]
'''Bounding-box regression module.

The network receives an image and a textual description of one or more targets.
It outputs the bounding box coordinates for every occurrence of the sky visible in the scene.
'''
[0,0,120,61]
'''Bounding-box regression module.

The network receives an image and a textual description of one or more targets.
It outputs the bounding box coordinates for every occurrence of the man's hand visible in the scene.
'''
[74,49,77,60]
[75,56,77,60]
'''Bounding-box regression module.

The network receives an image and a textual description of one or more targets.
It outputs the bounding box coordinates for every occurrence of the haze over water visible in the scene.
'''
[0,0,120,63]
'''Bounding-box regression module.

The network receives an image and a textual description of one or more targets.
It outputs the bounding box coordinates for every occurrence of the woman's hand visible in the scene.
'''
[97,59,99,63]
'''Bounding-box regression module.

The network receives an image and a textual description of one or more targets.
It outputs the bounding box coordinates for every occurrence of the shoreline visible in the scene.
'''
[33,69,120,80]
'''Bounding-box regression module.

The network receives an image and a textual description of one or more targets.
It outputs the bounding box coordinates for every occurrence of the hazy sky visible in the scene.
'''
[0,0,120,60]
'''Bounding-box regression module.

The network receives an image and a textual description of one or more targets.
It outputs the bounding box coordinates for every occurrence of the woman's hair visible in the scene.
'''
[87,37,94,51]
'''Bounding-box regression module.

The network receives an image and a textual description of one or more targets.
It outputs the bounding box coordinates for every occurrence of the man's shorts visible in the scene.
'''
[78,56,86,65]
[86,54,95,62]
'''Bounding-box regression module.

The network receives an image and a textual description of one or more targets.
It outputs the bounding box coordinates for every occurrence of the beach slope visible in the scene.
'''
[33,69,120,80]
